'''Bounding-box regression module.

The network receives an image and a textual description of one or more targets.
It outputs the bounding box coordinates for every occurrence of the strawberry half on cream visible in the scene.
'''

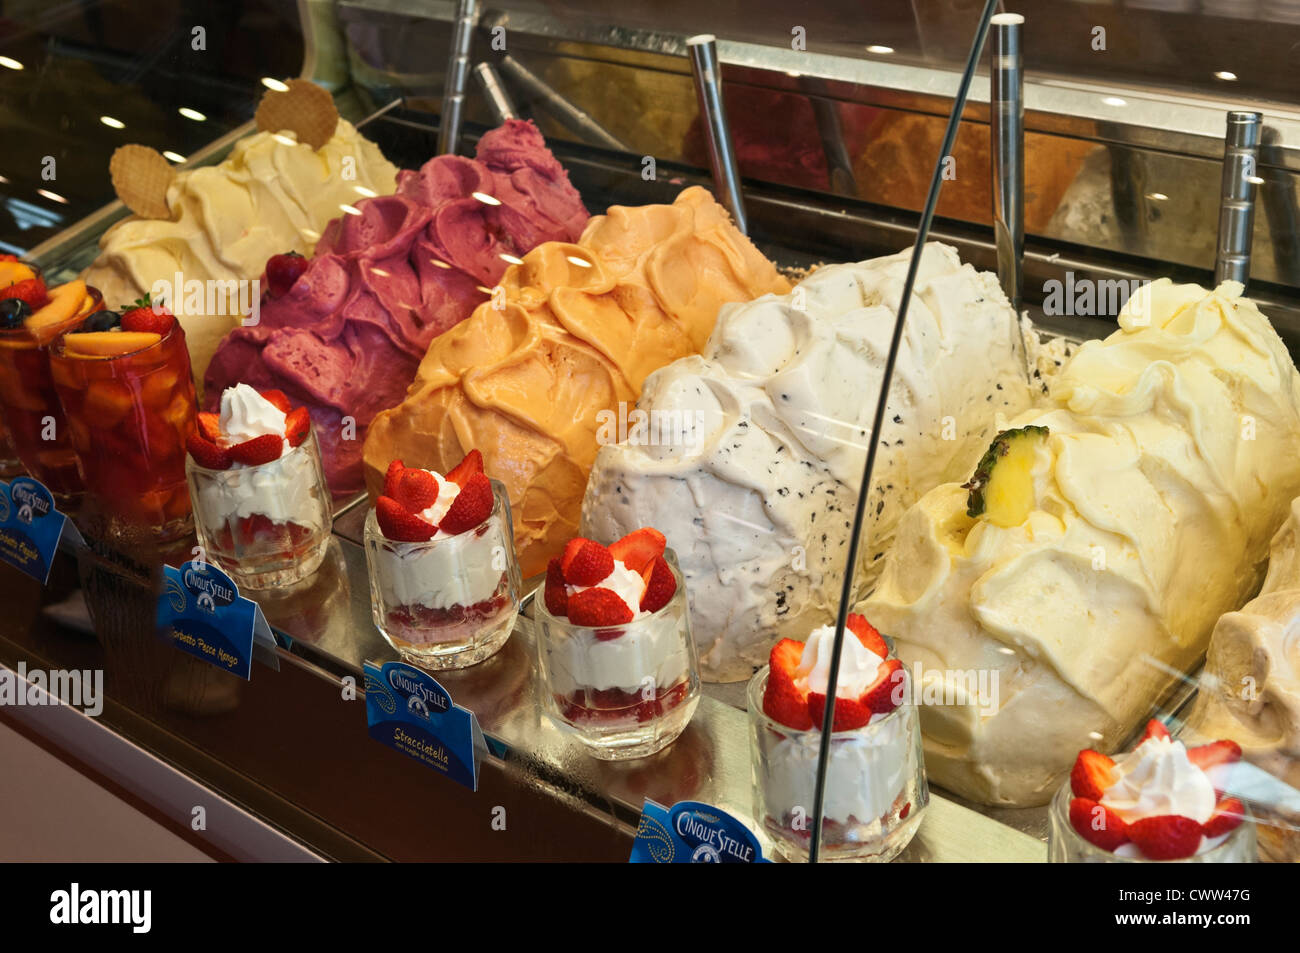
[540,529,694,728]
[1065,720,1249,861]
[369,451,516,651]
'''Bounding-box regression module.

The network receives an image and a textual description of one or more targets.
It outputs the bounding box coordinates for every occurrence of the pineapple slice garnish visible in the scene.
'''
[962,426,1049,528]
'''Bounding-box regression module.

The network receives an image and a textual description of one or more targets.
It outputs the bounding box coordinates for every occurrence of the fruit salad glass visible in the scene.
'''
[364,479,521,670]
[186,425,333,589]
[534,550,700,761]
[49,318,196,541]
[0,281,102,501]
[0,411,22,478]
[1047,782,1257,863]
[747,665,927,862]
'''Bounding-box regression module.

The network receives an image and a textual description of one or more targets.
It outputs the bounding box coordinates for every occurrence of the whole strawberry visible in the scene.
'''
[265,252,308,297]
[121,293,176,334]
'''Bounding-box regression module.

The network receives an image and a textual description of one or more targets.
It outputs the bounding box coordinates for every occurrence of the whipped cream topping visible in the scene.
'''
[1100,737,1217,825]
[795,624,886,699]
[219,383,290,458]
[566,559,647,619]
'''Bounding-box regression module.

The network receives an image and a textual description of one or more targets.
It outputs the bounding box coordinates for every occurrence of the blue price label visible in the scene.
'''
[363,660,484,791]
[156,560,275,680]
[630,800,768,863]
[0,477,70,584]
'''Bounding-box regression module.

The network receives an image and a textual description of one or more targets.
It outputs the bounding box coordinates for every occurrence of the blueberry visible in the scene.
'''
[73,310,122,333]
[0,297,32,329]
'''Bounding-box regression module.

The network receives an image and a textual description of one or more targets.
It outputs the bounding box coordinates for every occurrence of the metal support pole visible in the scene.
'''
[990,13,1024,311]
[1215,110,1262,287]
[437,0,478,156]
[686,34,748,234]
[473,62,518,124]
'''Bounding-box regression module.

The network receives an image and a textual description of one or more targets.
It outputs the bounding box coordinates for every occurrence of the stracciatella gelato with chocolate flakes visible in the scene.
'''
[582,243,1035,681]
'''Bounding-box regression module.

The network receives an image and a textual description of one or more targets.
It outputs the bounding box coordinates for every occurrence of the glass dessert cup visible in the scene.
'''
[0,410,22,478]
[534,550,701,761]
[187,427,333,589]
[747,666,927,863]
[1047,782,1257,863]
[364,479,521,670]
[0,283,102,501]
[50,318,196,543]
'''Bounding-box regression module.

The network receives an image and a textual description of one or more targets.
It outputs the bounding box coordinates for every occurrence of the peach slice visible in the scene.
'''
[0,261,36,287]
[62,331,161,357]
[26,280,87,332]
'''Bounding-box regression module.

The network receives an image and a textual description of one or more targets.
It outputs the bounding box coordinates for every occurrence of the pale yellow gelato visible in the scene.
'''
[862,279,1300,806]
[82,120,398,382]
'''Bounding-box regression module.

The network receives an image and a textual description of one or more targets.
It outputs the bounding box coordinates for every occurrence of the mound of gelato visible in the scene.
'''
[581,244,1035,681]
[82,120,399,380]
[204,119,589,496]
[1185,494,1300,862]
[362,186,791,577]
[862,279,1300,806]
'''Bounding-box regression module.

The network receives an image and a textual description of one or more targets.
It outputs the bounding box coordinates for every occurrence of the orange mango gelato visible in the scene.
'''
[362,186,790,577]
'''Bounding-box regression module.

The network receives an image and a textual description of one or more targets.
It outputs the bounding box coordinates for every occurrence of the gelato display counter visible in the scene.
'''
[2,0,1299,864]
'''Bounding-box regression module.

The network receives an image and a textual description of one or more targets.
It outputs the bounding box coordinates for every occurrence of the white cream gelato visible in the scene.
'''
[581,243,1034,681]
[193,384,327,531]
[82,120,399,383]
[862,279,1300,806]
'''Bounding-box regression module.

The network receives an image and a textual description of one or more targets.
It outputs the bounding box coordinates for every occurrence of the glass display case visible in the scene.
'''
[2,0,1298,865]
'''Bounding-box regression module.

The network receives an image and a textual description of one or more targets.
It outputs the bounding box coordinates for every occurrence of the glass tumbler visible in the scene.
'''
[1047,782,1256,863]
[534,549,701,761]
[186,425,333,589]
[747,665,927,862]
[0,281,102,501]
[50,318,196,542]
[365,479,521,670]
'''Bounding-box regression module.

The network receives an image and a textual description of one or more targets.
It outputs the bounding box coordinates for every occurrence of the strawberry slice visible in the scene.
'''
[1068,797,1130,852]
[383,459,405,498]
[762,638,813,730]
[845,612,888,658]
[861,658,905,714]
[396,468,440,513]
[445,449,484,487]
[609,527,667,574]
[566,587,634,628]
[1186,739,1242,772]
[1127,814,1203,860]
[561,537,614,587]
[186,433,231,470]
[1202,797,1245,838]
[284,406,310,447]
[258,388,293,413]
[544,557,568,616]
[1139,719,1171,743]
[227,433,283,466]
[376,495,437,542]
[2,276,47,309]
[807,690,872,731]
[438,472,492,535]
[639,555,676,613]
[197,411,222,443]
[1070,749,1117,800]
